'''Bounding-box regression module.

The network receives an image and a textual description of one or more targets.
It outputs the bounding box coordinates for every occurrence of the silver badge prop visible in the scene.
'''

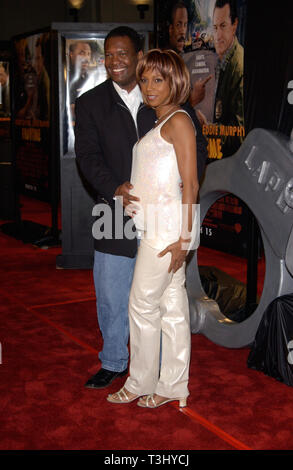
[186,128,293,348]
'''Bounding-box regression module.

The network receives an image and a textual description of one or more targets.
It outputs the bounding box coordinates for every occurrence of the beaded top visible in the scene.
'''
[130,109,198,250]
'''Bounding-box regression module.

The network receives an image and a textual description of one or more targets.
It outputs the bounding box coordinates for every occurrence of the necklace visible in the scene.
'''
[154,105,179,124]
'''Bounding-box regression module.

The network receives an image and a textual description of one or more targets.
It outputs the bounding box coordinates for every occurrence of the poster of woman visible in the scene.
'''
[14,32,51,198]
[14,33,50,122]
[0,61,10,118]
[0,60,11,140]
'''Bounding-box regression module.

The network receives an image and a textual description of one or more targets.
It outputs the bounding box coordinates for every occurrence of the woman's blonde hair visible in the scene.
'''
[136,48,191,106]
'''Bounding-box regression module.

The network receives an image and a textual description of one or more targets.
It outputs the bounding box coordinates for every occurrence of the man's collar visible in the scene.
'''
[112,81,141,98]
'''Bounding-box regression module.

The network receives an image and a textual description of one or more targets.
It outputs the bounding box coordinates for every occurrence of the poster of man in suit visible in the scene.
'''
[157,0,247,255]
[158,0,246,161]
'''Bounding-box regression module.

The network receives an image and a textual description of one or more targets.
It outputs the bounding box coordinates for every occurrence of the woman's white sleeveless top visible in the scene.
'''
[130,109,198,250]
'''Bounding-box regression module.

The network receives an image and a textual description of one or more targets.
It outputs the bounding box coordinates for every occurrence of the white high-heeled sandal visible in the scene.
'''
[137,393,187,408]
[107,387,140,404]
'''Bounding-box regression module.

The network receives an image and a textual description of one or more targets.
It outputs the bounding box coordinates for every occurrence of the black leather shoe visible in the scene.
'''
[85,368,128,389]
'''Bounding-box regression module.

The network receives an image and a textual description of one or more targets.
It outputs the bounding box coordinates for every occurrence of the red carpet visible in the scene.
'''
[0,197,292,452]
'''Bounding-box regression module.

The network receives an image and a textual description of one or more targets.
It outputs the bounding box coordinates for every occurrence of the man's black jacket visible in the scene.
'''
[75,78,207,257]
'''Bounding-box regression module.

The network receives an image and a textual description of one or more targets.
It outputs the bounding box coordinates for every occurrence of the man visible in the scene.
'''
[168,1,188,54]
[166,2,208,176]
[168,2,212,118]
[69,41,92,119]
[69,41,92,78]
[75,26,207,390]
[212,0,244,157]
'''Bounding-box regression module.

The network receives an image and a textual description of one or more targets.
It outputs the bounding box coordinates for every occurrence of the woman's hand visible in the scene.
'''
[158,237,190,273]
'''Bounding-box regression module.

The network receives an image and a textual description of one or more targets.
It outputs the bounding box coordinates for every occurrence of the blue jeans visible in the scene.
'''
[93,250,136,372]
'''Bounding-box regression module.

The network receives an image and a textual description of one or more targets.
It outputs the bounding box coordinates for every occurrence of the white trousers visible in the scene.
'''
[125,240,191,398]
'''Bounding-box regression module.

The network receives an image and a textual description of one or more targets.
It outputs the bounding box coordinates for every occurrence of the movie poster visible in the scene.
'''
[64,37,107,153]
[157,0,246,159]
[14,32,51,199]
[185,0,245,161]
[157,0,248,255]
[187,0,247,254]
[0,60,11,140]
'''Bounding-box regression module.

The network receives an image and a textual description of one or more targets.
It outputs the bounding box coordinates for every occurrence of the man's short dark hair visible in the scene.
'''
[105,26,143,53]
[170,1,188,25]
[214,0,238,24]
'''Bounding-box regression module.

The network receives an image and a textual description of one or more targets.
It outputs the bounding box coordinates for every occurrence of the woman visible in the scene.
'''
[107,49,199,408]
